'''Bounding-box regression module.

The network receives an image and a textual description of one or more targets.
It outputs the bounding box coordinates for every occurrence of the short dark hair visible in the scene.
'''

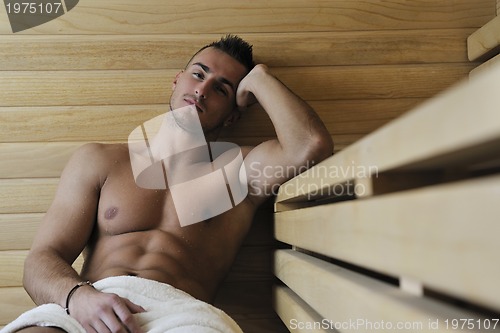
[187,35,255,73]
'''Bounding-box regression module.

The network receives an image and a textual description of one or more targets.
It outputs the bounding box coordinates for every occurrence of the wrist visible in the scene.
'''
[64,281,94,315]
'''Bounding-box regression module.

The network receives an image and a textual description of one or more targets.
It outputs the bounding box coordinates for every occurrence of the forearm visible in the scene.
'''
[23,248,83,308]
[242,65,332,161]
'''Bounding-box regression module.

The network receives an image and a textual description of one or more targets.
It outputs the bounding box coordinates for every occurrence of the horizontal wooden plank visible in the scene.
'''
[223,98,417,138]
[0,70,171,107]
[0,0,493,34]
[468,15,500,61]
[0,135,348,179]
[275,250,494,333]
[275,174,500,312]
[0,179,58,214]
[0,105,165,142]
[0,214,41,251]
[274,285,333,333]
[276,64,472,102]
[0,251,84,287]
[0,29,474,71]
[0,251,26,287]
[0,99,416,178]
[276,61,500,204]
[0,65,472,107]
[0,287,34,326]
[0,99,419,143]
[0,142,77,179]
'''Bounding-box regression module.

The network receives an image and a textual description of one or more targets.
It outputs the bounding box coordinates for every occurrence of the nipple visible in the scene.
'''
[104,207,119,220]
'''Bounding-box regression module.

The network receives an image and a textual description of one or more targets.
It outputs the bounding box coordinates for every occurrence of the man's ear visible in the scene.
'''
[172,70,184,90]
[224,109,241,127]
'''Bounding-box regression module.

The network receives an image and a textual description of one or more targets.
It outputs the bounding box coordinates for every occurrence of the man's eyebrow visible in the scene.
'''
[192,62,236,92]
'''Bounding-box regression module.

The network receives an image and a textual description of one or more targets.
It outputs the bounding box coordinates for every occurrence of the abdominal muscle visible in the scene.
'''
[79,228,221,303]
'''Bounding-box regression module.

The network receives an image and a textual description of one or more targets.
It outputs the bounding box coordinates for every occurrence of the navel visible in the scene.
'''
[104,206,119,220]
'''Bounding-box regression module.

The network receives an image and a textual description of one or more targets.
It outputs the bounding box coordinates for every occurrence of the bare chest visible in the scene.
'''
[95,157,256,240]
[96,163,172,234]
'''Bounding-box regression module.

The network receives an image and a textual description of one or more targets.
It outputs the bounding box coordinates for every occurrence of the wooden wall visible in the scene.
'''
[0,0,497,331]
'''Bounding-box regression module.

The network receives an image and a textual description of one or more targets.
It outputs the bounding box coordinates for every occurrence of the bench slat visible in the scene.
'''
[274,285,332,333]
[276,62,500,204]
[275,174,500,312]
[468,15,500,61]
[275,250,492,333]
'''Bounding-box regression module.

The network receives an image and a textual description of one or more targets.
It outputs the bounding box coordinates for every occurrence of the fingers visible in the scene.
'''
[123,298,146,314]
[111,297,145,333]
[74,291,145,333]
[90,296,145,333]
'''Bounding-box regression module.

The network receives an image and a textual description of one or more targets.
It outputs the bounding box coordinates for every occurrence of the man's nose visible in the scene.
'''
[195,82,208,100]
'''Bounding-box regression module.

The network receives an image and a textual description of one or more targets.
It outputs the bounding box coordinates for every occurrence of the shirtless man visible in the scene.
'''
[16,35,333,332]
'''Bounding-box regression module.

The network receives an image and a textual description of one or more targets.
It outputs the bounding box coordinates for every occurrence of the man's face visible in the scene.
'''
[170,47,247,135]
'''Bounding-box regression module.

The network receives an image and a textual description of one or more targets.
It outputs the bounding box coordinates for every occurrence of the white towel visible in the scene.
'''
[1,276,243,333]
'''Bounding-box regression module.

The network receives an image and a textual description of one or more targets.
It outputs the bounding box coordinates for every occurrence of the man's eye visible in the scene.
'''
[216,86,228,96]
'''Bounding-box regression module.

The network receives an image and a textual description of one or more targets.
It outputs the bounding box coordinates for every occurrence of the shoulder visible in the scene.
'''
[70,142,127,167]
[64,143,128,187]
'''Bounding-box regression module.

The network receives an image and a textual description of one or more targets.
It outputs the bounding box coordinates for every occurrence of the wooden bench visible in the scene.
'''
[273,18,500,332]
[0,0,497,331]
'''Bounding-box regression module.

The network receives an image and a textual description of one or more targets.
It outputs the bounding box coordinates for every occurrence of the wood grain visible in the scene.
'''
[0,99,420,143]
[467,15,500,60]
[275,175,500,312]
[0,179,58,214]
[275,250,494,332]
[0,30,474,71]
[0,0,496,330]
[274,286,330,333]
[277,63,500,204]
[0,214,41,251]
[0,65,472,107]
[0,287,34,327]
[0,0,494,34]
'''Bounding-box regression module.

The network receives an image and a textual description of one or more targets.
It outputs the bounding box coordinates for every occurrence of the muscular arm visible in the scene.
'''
[24,143,103,306]
[238,64,333,202]
[23,143,144,333]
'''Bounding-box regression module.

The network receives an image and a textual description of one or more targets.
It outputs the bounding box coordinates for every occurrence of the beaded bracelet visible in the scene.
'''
[64,281,93,315]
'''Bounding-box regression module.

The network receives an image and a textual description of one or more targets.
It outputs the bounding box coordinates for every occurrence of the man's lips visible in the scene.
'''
[184,98,204,113]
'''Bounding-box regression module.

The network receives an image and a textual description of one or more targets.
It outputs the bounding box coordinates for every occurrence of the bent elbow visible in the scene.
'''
[306,132,334,165]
